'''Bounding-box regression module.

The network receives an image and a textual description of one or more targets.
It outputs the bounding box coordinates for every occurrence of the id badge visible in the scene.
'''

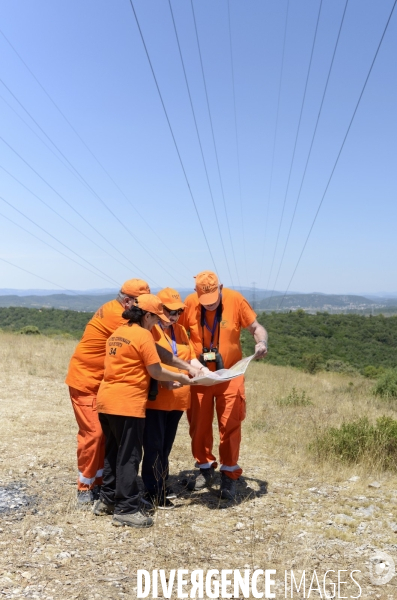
[203,351,216,361]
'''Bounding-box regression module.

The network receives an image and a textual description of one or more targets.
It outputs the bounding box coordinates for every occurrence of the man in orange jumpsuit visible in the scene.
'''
[66,279,202,505]
[65,279,151,504]
[180,271,268,500]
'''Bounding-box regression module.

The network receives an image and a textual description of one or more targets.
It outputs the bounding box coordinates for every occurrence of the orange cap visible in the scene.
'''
[135,294,170,323]
[121,278,150,297]
[157,287,186,310]
[194,271,220,305]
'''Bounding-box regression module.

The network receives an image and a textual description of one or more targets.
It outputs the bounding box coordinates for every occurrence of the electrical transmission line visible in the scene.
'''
[270,0,349,300]
[264,0,323,306]
[259,0,290,283]
[0,256,81,294]
[190,0,241,288]
[0,197,121,287]
[278,0,397,309]
[0,78,187,285]
[226,0,247,279]
[0,28,193,275]
[0,163,153,282]
[127,0,219,275]
[168,0,235,287]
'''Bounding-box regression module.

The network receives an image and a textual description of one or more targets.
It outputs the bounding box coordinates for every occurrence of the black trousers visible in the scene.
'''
[141,408,183,496]
[98,413,145,514]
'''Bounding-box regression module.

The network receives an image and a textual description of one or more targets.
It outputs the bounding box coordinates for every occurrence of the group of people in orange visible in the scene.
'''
[65,271,268,528]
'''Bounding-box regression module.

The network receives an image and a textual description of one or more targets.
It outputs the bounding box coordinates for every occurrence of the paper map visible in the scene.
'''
[191,354,255,386]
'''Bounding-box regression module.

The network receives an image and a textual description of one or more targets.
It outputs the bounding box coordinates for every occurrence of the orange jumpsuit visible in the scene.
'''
[65,299,127,491]
[180,288,256,480]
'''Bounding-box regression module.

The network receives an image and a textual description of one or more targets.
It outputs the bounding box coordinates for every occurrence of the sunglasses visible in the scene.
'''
[164,307,184,316]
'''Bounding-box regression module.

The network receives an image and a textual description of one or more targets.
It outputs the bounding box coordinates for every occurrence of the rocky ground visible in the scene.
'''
[0,334,397,598]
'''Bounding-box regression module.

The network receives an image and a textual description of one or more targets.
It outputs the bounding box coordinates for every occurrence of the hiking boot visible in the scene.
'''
[220,473,237,500]
[93,498,115,516]
[112,510,153,528]
[77,490,95,506]
[189,467,215,491]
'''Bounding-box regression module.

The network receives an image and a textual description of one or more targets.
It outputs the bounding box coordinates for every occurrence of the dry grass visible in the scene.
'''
[1,332,397,599]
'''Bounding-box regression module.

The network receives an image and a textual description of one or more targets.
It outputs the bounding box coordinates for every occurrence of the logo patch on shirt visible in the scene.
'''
[220,320,228,328]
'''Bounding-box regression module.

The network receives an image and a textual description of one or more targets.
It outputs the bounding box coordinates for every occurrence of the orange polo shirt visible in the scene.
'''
[65,299,126,394]
[97,323,160,418]
[147,323,196,412]
[180,288,256,370]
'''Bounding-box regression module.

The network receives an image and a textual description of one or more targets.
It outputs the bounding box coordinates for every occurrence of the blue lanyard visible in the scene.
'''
[160,323,178,356]
[203,313,218,349]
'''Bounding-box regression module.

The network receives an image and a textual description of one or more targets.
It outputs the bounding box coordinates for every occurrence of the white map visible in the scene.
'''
[191,354,255,386]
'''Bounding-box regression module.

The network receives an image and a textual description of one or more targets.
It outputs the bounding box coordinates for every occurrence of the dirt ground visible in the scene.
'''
[0,332,397,599]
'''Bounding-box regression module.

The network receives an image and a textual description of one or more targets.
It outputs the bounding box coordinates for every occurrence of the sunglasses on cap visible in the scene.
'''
[163,307,184,316]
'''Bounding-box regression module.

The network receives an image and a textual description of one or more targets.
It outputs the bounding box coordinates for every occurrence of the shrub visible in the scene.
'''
[311,416,397,470]
[302,353,322,374]
[325,359,357,374]
[19,325,41,335]
[362,365,386,379]
[373,370,397,399]
[276,387,312,407]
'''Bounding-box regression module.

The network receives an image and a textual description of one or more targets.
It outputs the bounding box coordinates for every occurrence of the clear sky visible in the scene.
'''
[0,0,396,295]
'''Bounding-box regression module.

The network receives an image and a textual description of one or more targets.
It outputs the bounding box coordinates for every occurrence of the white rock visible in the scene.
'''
[21,572,32,580]
[335,514,355,524]
[348,476,360,482]
[235,522,244,530]
[56,552,71,560]
[368,481,381,489]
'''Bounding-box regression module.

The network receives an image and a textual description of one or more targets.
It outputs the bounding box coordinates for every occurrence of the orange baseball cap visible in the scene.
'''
[157,287,186,310]
[135,294,170,323]
[121,278,150,297]
[194,271,220,305]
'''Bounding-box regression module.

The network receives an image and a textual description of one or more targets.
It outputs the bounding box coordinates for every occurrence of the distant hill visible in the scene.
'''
[0,290,396,314]
[259,293,397,313]
[0,294,115,312]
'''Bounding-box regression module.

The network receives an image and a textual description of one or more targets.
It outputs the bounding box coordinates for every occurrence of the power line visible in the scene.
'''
[0,78,187,285]
[259,0,290,283]
[168,0,234,288]
[0,28,193,276]
[0,163,151,281]
[271,0,349,297]
[265,0,323,306]
[127,0,219,275]
[278,0,397,309]
[0,256,81,294]
[0,136,161,285]
[190,0,241,288]
[0,197,121,287]
[226,0,247,279]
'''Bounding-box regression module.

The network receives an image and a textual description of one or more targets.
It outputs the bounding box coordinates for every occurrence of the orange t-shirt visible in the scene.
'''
[147,323,196,412]
[97,323,160,418]
[179,288,256,370]
[65,299,126,394]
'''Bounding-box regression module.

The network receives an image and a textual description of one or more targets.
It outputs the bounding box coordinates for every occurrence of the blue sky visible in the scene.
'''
[0,0,396,295]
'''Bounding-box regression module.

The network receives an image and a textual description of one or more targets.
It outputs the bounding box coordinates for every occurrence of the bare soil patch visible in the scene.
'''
[0,333,396,598]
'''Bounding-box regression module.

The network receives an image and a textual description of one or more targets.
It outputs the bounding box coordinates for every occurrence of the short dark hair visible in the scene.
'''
[122,306,146,324]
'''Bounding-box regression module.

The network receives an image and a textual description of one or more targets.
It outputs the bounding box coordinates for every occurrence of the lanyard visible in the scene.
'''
[159,323,178,356]
[201,299,222,350]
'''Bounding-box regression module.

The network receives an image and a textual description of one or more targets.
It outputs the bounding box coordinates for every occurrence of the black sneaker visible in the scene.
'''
[141,492,175,510]
[165,486,177,499]
[188,467,215,491]
[220,473,237,500]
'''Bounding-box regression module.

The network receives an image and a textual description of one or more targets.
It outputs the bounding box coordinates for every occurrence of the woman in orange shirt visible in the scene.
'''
[94,294,194,529]
[141,288,208,509]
